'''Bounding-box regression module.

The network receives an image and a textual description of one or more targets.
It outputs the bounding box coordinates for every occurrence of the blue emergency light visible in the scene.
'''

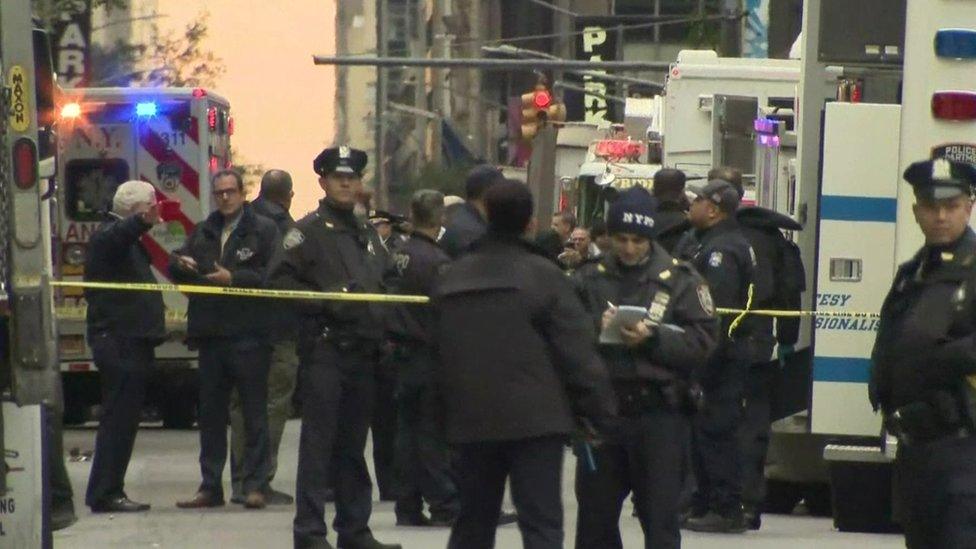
[135,102,158,117]
[935,29,976,59]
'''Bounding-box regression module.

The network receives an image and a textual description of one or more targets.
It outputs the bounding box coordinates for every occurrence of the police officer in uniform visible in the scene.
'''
[387,190,460,526]
[272,146,401,549]
[674,179,756,533]
[870,159,976,549]
[574,187,719,549]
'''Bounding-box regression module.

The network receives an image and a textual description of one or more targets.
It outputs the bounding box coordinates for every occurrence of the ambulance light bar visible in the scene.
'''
[931,91,976,121]
[135,102,158,117]
[935,29,976,60]
[60,103,82,119]
[192,88,207,98]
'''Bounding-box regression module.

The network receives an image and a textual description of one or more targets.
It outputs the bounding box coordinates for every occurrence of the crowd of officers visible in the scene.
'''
[79,139,976,549]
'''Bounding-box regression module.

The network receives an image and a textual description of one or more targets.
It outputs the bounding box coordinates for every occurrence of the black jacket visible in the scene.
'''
[271,199,388,342]
[870,228,976,414]
[168,203,279,339]
[574,246,718,385]
[84,214,165,342]
[674,218,756,384]
[653,202,690,255]
[387,232,449,344]
[432,235,617,444]
[440,202,487,258]
[251,196,300,339]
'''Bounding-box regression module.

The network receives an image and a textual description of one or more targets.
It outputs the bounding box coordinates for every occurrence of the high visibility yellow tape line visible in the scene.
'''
[50,281,430,304]
[715,307,881,319]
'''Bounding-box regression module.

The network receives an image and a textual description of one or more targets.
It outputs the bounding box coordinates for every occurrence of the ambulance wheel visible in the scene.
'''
[160,368,198,430]
[803,483,834,517]
[764,479,803,514]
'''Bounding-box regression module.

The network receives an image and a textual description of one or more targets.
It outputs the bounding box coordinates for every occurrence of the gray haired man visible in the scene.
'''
[84,180,165,513]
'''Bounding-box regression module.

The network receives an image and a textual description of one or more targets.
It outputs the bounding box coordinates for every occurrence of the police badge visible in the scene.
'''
[236,247,255,261]
[282,228,305,250]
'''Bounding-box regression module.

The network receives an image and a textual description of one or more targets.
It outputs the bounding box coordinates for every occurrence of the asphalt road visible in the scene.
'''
[55,421,906,548]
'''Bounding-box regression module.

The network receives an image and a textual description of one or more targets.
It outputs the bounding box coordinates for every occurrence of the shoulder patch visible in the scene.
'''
[282,228,305,250]
[708,251,723,268]
[697,284,715,316]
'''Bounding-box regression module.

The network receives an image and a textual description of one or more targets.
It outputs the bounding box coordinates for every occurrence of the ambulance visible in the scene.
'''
[54,87,233,427]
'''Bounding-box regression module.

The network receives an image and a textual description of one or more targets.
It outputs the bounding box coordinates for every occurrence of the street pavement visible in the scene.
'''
[56,421,905,548]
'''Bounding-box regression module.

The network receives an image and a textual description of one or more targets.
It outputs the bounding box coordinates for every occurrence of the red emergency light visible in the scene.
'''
[12,138,38,190]
[227,116,235,136]
[208,107,217,130]
[533,90,552,110]
[594,139,645,160]
[209,156,219,172]
[192,88,207,99]
[932,91,976,121]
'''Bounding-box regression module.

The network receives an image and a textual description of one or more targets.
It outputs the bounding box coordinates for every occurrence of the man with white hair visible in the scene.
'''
[84,180,165,513]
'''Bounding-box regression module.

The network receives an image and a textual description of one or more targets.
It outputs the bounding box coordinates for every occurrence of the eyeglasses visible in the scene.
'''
[212,188,240,199]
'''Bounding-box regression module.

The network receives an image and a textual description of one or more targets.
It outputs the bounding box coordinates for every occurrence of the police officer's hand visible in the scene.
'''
[601,306,618,331]
[620,320,653,347]
[205,263,233,286]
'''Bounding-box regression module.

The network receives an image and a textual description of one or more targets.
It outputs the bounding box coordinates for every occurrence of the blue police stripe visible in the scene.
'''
[813,357,872,383]
[820,195,897,223]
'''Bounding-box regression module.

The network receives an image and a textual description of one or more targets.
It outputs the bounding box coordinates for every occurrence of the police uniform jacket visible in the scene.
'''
[251,196,300,339]
[169,203,279,339]
[271,199,388,343]
[574,244,718,390]
[870,227,976,415]
[432,235,617,444]
[440,202,487,258]
[85,214,165,341]
[387,232,449,344]
[674,218,756,385]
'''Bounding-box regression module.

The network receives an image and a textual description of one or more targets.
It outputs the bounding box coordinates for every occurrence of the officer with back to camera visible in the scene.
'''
[870,158,976,549]
[574,186,718,549]
[272,146,401,549]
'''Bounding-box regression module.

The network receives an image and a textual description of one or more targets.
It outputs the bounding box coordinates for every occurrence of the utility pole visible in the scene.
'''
[375,0,389,208]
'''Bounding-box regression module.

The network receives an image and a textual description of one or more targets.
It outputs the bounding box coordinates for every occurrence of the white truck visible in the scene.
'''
[54,87,233,428]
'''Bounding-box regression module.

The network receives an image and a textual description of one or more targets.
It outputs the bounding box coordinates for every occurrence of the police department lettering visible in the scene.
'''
[621,212,655,229]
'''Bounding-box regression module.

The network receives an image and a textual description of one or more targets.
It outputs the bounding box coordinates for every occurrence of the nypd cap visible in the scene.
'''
[904,158,976,201]
[688,179,740,214]
[314,146,368,178]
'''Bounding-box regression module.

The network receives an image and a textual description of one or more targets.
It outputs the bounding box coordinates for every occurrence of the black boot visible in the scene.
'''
[294,532,336,549]
[336,534,402,549]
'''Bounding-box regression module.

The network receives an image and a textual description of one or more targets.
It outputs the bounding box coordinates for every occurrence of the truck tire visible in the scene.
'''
[159,367,198,430]
[803,482,833,517]
[764,479,803,514]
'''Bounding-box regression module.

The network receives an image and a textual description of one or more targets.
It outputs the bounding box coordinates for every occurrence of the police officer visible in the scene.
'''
[272,146,400,549]
[229,169,299,505]
[84,180,165,513]
[574,187,719,549]
[387,190,460,526]
[674,178,756,533]
[172,169,279,511]
[870,159,976,549]
[434,181,617,549]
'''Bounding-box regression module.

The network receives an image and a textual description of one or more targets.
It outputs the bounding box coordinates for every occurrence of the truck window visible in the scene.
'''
[65,159,129,221]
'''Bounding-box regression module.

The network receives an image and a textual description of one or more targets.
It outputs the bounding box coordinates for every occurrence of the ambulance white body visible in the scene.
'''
[54,87,233,426]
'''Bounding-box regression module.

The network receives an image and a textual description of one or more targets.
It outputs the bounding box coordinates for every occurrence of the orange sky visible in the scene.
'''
[158,0,336,217]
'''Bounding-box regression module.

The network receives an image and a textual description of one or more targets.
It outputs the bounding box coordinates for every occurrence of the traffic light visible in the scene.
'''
[520,84,566,141]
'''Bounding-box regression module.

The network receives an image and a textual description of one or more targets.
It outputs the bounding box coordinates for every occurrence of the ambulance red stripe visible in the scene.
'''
[139,127,201,198]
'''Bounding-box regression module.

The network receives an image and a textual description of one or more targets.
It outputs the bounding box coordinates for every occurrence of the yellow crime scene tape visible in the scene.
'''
[50,281,430,304]
[50,280,881,320]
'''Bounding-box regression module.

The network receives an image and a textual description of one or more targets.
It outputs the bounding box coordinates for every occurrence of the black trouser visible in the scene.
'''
[576,409,688,549]
[372,349,398,499]
[448,435,565,549]
[394,347,458,520]
[197,337,270,498]
[294,339,377,543]
[85,333,155,506]
[738,362,774,514]
[692,376,744,515]
[895,435,976,549]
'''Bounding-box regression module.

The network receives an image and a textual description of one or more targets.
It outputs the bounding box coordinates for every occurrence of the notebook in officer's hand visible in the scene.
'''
[599,306,649,345]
